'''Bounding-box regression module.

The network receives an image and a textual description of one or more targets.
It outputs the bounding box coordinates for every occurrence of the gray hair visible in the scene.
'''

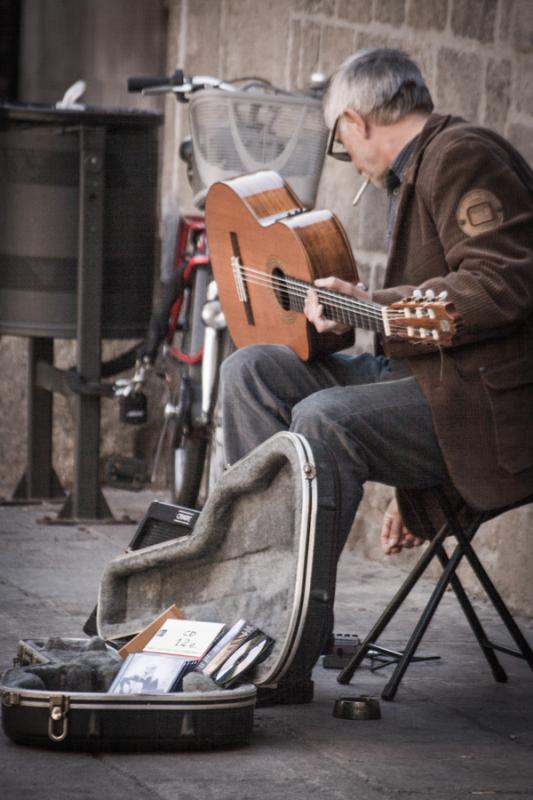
[324,49,433,128]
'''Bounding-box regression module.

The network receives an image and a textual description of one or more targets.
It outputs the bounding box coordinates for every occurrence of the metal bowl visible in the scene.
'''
[333,696,382,720]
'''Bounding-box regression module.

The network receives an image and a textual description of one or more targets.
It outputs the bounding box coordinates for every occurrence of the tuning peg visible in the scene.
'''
[412,289,423,301]
[438,291,448,301]
[424,289,435,301]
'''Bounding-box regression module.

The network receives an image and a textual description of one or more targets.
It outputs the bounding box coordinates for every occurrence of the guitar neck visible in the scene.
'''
[232,262,457,346]
[287,276,386,334]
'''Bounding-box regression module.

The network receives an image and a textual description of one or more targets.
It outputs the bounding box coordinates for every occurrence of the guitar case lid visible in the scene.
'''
[97,432,341,689]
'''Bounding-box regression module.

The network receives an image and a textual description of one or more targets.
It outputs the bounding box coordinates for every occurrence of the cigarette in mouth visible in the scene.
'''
[352,177,370,207]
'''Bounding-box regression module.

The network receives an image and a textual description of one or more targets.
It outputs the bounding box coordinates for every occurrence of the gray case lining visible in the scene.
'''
[97,432,339,687]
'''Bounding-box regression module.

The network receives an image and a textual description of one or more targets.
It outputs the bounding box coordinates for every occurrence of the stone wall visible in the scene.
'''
[163,0,533,321]
[161,0,533,615]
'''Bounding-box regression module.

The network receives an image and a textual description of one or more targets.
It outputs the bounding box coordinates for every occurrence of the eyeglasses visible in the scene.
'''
[326,116,352,162]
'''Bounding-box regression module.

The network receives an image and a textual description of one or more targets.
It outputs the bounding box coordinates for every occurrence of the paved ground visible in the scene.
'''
[1,489,532,800]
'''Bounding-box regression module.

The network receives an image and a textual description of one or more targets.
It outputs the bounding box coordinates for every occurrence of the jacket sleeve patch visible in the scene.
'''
[456,189,504,236]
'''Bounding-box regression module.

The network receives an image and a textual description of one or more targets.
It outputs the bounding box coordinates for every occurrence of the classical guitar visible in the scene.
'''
[205,171,458,361]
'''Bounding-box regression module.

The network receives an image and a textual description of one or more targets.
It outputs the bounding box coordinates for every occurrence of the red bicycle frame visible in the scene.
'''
[166,215,209,365]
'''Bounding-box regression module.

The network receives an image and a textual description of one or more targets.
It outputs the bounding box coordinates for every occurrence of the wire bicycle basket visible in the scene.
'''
[188,87,328,209]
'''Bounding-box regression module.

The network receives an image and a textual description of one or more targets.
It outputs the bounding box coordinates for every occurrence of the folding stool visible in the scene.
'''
[338,486,533,700]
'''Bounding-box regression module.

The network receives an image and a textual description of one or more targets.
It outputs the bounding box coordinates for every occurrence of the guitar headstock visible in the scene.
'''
[385,290,459,345]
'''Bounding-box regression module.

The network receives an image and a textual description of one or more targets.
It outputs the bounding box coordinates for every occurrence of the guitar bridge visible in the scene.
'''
[231,255,248,302]
[229,232,255,327]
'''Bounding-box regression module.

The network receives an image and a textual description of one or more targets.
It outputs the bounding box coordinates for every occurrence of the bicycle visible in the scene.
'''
[119,68,328,508]
[109,209,228,508]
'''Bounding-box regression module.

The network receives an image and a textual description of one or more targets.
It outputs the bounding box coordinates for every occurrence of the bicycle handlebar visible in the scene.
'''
[127,68,185,93]
[127,69,324,101]
[127,70,240,101]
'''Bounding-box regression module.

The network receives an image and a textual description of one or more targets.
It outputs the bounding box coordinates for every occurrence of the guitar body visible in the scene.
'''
[205,171,358,361]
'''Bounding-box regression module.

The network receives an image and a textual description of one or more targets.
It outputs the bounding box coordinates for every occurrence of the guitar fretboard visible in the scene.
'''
[290,277,386,333]
[234,263,387,334]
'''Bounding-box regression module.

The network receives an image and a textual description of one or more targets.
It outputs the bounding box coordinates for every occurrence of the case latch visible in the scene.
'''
[48,695,70,742]
[302,462,316,480]
[2,690,20,707]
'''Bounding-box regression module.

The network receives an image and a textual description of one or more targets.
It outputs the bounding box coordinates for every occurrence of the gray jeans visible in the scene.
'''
[221,345,448,551]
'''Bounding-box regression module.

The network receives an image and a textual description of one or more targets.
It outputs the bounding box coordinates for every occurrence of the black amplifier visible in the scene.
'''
[128,501,200,550]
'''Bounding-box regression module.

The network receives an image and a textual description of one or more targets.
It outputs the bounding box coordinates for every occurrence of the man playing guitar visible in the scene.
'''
[220,48,533,559]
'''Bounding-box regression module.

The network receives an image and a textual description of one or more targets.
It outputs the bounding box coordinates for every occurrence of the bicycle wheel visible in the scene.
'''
[201,331,234,500]
[164,261,209,507]
[167,329,233,509]
[169,427,208,507]
[204,400,225,497]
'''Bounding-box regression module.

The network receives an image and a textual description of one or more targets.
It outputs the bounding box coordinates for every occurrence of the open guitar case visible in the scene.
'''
[1,432,341,751]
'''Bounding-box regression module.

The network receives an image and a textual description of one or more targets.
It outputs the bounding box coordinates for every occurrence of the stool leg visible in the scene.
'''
[381,538,469,700]
[461,541,533,671]
[436,543,507,683]
[381,505,488,701]
[435,490,533,672]
[337,523,448,685]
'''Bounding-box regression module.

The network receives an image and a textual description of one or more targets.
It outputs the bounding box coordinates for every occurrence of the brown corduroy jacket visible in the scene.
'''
[372,113,533,513]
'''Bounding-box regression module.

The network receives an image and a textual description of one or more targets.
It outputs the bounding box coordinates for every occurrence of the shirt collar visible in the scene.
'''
[385,134,420,194]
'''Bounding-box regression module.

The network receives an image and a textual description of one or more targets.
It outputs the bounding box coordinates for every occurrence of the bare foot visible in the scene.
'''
[380,498,425,555]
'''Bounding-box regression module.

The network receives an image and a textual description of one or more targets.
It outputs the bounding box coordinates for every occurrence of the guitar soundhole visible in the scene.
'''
[272,267,291,311]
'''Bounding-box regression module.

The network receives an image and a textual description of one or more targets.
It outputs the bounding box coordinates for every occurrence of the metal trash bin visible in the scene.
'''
[0,103,161,338]
[0,103,162,519]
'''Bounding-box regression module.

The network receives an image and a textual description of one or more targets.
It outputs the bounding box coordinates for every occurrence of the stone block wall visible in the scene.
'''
[164,0,533,299]
[161,0,533,614]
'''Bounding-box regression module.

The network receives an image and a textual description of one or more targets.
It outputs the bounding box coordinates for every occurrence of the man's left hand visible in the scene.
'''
[304,277,370,334]
[380,498,425,555]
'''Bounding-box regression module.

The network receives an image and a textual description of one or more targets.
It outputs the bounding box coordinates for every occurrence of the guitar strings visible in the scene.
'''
[235,281,407,333]
[227,263,447,340]
[239,266,386,318]
[237,272,410,332]
[239,266,409,320]
[236,266,411,329]
[233,266,434,336]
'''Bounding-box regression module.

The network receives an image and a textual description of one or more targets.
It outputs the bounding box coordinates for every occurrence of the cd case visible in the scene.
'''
[108,652,193,694]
